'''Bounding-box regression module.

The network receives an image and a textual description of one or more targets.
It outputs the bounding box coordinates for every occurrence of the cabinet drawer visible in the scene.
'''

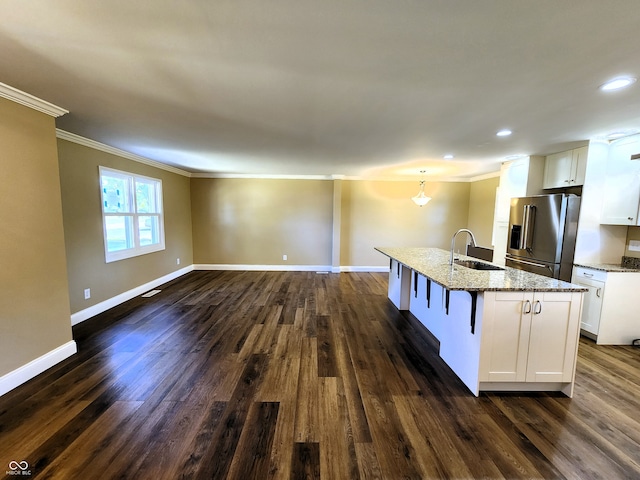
[573,267,607,283]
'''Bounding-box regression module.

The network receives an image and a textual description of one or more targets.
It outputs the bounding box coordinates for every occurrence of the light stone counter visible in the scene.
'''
[573,262,640,273]
[376,247,586,292]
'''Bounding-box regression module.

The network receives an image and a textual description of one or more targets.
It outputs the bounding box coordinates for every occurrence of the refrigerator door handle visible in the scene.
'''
[507,256,553,271]
[520,204,536,251]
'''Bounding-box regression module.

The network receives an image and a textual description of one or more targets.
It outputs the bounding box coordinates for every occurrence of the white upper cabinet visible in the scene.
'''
[543,146,588,189]
[600,136,640,225]
[492,156,544,264]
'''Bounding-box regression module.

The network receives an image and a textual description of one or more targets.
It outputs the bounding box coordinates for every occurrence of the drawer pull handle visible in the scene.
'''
[523,300,532,314]
[583,273,594,277]
[596,288,602,298]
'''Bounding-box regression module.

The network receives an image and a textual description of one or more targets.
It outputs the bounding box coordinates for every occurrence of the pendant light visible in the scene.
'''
[412,170,431,206]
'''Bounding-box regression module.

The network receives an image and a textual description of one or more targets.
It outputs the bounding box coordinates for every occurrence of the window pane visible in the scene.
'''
[101,175,132,213]
[105,216,134,252]
[138,216,160,246]
[135,179,158,213]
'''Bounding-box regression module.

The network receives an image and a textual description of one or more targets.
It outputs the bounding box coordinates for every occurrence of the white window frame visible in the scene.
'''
[99,166,165,263]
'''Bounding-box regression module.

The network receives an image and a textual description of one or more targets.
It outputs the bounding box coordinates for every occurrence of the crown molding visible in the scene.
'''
[468,170,501,182]
[190,172,334,180]
[0,82,68,117]
[56,129,192,177]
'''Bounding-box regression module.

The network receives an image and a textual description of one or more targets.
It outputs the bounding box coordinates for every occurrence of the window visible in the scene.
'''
[99,166,165,262]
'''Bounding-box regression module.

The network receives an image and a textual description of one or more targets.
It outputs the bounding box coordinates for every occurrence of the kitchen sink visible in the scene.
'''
[454,259,504,271]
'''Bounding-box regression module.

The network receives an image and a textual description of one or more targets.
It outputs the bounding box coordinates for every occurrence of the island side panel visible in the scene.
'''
[439,290,484,396]
[388,259,411,310]
[409,273,446,341]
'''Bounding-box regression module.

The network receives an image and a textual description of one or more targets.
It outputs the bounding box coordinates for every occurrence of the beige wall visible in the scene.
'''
[467,176,500,247]
[58,139,193,314]
[191,178,334,266]
[340,180,472,266]
[0,98,73,377]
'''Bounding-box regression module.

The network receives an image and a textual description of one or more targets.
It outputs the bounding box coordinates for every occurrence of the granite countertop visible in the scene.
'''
[376,247,587,293]
[573,262,640,273]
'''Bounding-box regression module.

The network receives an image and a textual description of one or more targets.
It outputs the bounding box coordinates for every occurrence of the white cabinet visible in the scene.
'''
[571,267,605,337]
[492,156,544,264]
[600,135,640,225]
[479,291,582,385]
[543,146,588,189]
[572,266,640,344]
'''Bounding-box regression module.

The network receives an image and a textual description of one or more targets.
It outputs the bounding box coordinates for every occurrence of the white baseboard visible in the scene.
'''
[339,266,390,272]
[0,341,77,397]
[70,265,194,325]
[194,264,334,272]
[194,264,389,273]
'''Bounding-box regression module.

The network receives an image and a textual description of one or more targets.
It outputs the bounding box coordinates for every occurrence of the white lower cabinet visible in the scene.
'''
[571,268,605,337]
[479,290,582,391]
[572,266,640,345]
[394,267,583,397]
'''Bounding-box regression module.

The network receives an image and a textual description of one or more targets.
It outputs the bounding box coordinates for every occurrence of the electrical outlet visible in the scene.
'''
[84,288,91,300]
[629,240,640,252]
[177,258,181,265]
[282,254,288,261]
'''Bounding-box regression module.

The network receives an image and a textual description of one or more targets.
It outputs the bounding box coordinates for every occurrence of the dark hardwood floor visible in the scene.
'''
[1,270,640,479]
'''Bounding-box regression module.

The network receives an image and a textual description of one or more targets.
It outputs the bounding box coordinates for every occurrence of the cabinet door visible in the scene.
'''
[601,137,640,225]
[526,292,582,383]
[571,273,605,336]
[571,146,589,186]
[579,278,605,335]
[543,151,573,189]
[479,291,532,382]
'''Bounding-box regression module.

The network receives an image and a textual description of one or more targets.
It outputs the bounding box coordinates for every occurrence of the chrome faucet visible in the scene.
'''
[449,228,478,265]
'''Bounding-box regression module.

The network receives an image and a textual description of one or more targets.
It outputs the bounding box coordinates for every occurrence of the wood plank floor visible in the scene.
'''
[2,270,640,479]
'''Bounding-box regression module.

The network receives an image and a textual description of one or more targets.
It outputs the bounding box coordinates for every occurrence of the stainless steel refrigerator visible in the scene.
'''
[505,194,580,282]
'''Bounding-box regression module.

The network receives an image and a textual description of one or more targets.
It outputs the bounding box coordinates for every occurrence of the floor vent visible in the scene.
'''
[141,289,162,298]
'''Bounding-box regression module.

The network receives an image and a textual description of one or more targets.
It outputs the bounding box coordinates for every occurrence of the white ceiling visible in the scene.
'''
[3,1,640,179]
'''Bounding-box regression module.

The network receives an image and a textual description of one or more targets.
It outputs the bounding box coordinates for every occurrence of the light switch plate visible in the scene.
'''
[629,240,640,252]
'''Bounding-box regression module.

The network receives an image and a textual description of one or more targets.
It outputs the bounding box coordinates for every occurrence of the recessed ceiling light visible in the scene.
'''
[443,154,454,159]
[599,76,637,92]
[496,129,512,137]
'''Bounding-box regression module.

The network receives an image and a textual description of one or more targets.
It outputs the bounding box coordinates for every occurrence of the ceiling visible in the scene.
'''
[3,1,640,180]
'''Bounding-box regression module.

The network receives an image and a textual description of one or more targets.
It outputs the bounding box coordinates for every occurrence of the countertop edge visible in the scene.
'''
[377,247,587,293]
[573,262,640,273]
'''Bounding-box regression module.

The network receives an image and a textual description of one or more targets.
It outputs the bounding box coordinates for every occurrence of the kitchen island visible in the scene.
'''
[376,247,586,397]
